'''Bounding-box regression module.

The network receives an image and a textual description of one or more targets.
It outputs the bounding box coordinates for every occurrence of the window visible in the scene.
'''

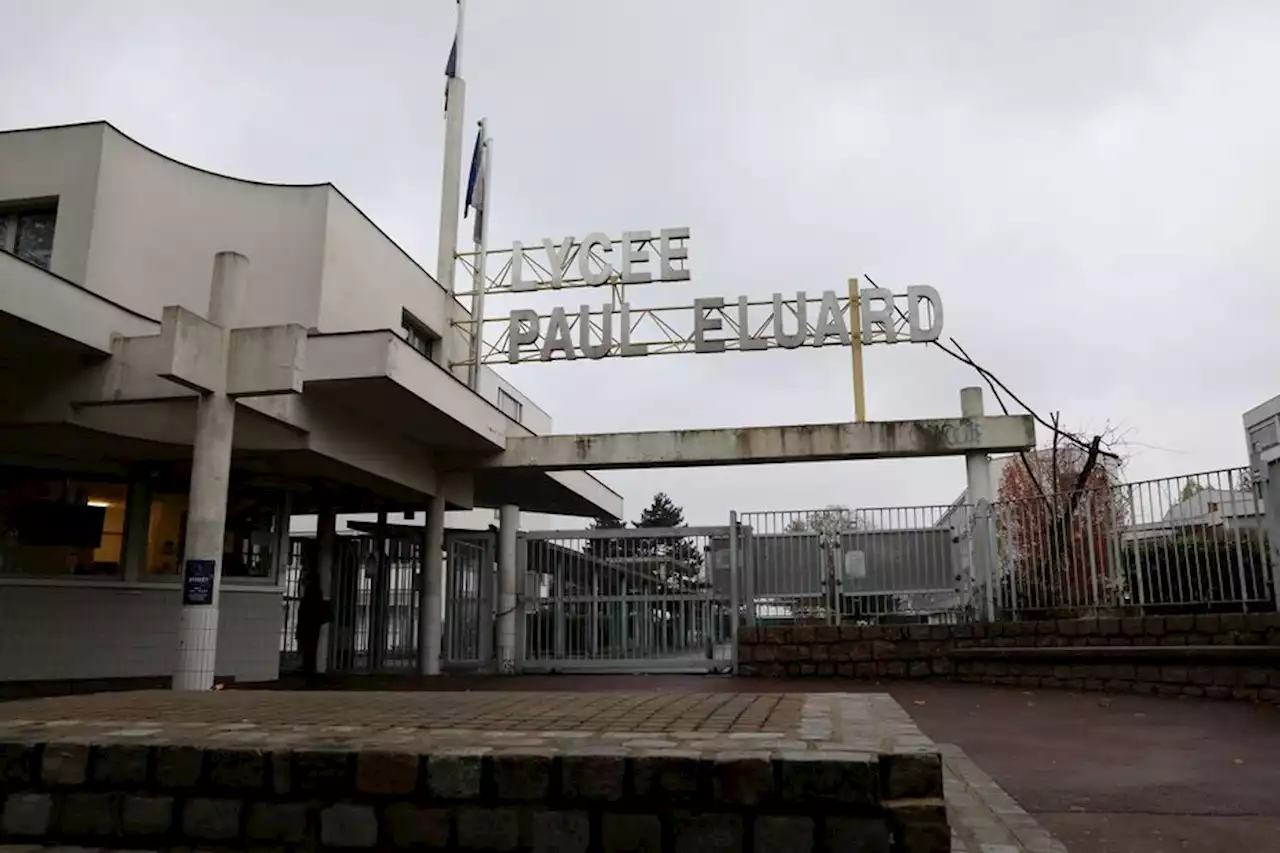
[401,310,438,360]
[497,387,523,422]
[0,479,128,576]
[141,488,283,582]
[0,207,56,269]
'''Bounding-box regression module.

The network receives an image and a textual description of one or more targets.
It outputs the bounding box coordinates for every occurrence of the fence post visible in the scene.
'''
[1128,484,1146,613]
[729,511,740,675]
[962,388,997,621]
[1262,454,1280,610]
[1084,493,1100,612]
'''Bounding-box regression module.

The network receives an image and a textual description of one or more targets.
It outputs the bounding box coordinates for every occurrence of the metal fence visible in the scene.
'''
[733,506,969,626]
[520,526,734,672]
[989,467,1274,617]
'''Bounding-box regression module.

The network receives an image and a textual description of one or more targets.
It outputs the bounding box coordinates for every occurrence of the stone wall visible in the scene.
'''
[738,614,1280,702]
[0,717,949,852]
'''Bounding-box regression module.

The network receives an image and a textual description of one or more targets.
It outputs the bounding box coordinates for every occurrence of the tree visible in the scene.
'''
[585,515,625,560]
[633,493,704,589]
[996,425,1127,614]
[784,505,870,536]
[1178,480,1204,503]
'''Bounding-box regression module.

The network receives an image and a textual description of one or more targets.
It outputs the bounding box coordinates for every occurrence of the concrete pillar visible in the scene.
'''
[120,476,152,583]
[961,387,996,622]
[497,504,519,673]
[419,496,446,675]
[1262,451,1280,610]
[315,502,336,673]
[173,252,247,691]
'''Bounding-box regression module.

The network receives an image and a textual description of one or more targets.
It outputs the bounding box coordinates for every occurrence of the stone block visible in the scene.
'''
[1157,684,1182,697]
[121,795,173,837]
[884,661,907,677]
[561,748,626,802]
[841,625,864,641]
[208,748,266,790]
[246,802,309,844]
[738,646,756,664]
[427,749,487,799]
[601,813,661,853]
[811,643,830,662]
[754,644,777,662]
[492,750,553,800]
[1243,669,1272,687]
[1205,685,1232,699]
[755,814,814,851]
[1162,667,1190,684]
[793,626,816,644]
[1145,617,1167,636]
[838,662,856,677]
[1220,614,1245,632]
[455,807,519,851]
[182,797,241,841]
[855,662,877,678]
[762,627,786,644]
[355,751,419,796]
[740,626,759,644]
[851,643,873,662]
[777,752,877,806]
[154,745,204,789]
[670,812,742,853]
[826,816,892,852]
[37,743,88,787]
[931,658,954,676]
[1180,685,1206,697]
[887,798,948,852]
[908,661,931,678]
[532,811,590,853]
[799,663,818,676]
[2,793,52,837]
[632,751,703,803]
[0,744,36,785]
[1120,618,1145,637]
[291,750,351,796]
[59,792,118,837]
[92,744,150,786]
[777,645,798,663]
[1166,615,1195,633]
[816,625,841,643]
[882,752,942,800]
[320,803,378,848]
[1194,614,1221,634]
[711,752,773,807]
[862,625,884,640]
[385,803,450,848]
[906,625,932,641]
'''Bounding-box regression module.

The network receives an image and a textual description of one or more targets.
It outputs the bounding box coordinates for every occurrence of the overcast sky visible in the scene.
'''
[5,1,1278,524]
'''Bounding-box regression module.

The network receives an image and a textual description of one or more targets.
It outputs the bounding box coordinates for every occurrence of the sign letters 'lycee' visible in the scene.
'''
[508,228,690,290]
[495,228,944,363]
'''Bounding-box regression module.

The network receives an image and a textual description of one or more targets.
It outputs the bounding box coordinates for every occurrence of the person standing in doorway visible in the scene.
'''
[296,567,332,683]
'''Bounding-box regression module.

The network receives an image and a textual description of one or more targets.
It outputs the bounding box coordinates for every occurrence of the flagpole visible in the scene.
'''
[467,121,490,390]
[848,276,866,422]
[437,0,467,372]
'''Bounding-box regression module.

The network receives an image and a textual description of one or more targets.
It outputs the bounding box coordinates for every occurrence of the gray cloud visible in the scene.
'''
[4,0,1278,523]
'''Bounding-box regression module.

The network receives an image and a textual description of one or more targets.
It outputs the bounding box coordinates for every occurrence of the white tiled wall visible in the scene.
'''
[0,583,283,683]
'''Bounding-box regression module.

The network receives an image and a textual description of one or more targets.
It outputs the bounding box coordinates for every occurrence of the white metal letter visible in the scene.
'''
[579,232,614,286]
[621,231,652,284]
[543,236,575,289]
[619,302,647,357]
[509,242,535,292]
[658,227,691,282]
[540,306,578,360]
[860,287,898,344]
[580,304,613,359]
[693,297,726,353]
[907,285,944,342]
[814,290,851,346]
[772,291,807,349]
[508,309,540,363]
[737,296,766,350]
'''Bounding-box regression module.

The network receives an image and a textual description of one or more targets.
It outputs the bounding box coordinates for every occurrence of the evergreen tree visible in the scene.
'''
[633,492,703,589]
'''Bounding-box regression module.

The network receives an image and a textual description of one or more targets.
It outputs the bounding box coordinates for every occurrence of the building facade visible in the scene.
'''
[0,121,620,687]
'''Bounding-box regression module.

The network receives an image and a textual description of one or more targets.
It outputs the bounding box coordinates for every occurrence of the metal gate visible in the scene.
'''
[326,535,422,674]
[520,526,736,673]
[734,506,974,626]
[443,531,495,669]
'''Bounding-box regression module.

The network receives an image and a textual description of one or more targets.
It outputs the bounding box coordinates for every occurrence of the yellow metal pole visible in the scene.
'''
[848,277,866,422]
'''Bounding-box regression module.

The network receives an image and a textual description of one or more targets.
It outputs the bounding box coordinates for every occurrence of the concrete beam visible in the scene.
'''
[485,416,1035,471]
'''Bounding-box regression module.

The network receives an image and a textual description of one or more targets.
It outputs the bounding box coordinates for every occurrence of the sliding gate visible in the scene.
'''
[520,526,736,673]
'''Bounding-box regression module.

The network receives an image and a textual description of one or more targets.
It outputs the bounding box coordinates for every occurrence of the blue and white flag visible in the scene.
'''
[464,127,487,244]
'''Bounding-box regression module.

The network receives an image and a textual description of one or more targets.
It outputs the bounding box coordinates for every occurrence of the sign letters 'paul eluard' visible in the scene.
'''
[497,229,944,363]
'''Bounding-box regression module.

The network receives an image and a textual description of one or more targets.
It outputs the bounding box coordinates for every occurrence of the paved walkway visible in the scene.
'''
[253,673,1280,852]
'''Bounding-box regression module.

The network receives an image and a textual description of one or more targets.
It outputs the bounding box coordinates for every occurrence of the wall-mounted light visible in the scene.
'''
[87,500,110,508]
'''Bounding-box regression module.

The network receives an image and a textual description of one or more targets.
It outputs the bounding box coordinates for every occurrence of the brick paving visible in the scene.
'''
[0,690,805,735]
